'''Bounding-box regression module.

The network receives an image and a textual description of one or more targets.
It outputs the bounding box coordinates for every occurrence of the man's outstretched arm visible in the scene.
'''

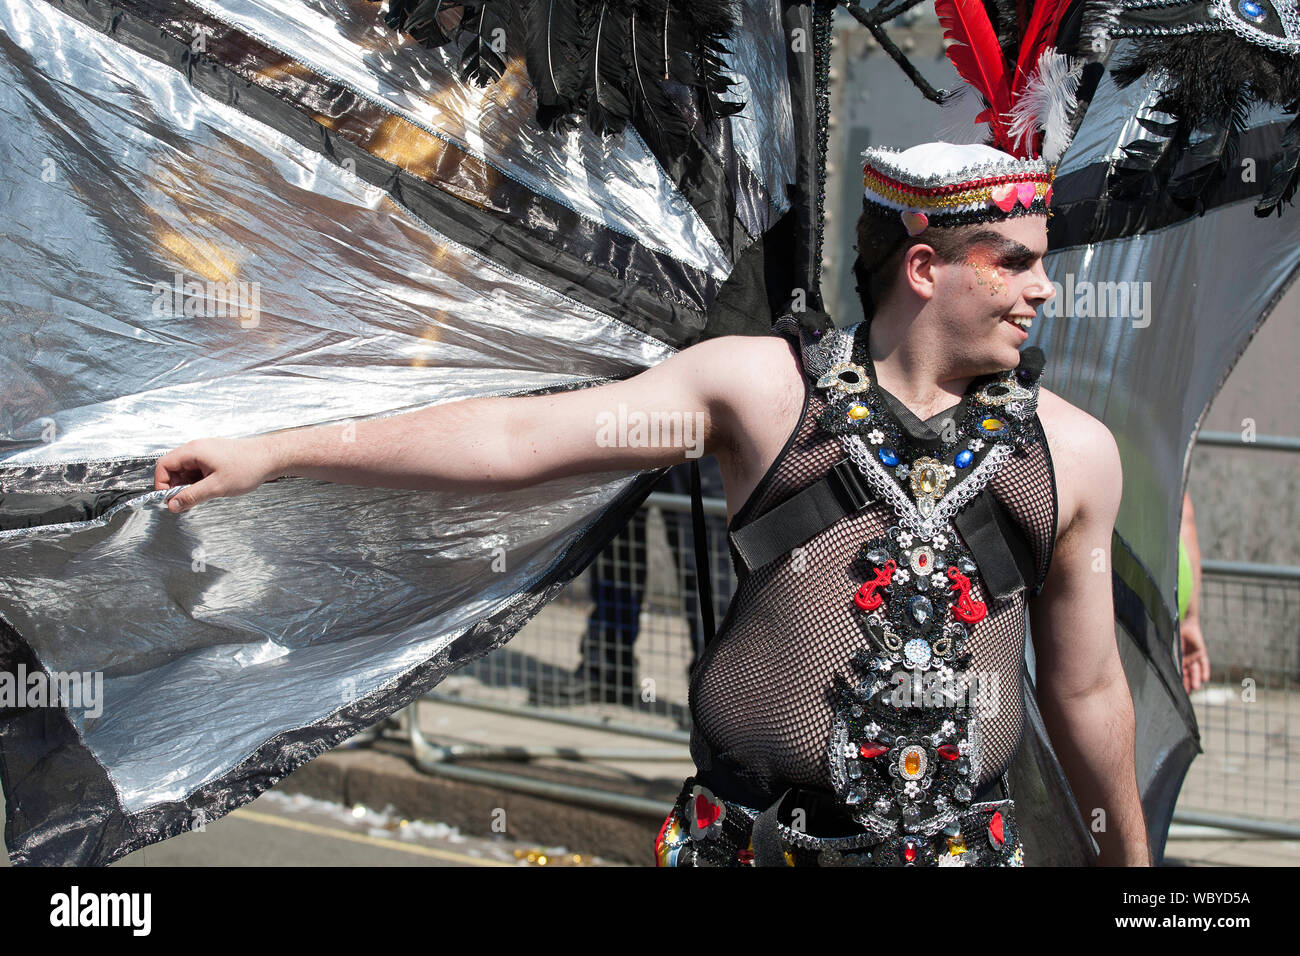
[154,335,754,514]
[1028,417,1151,866]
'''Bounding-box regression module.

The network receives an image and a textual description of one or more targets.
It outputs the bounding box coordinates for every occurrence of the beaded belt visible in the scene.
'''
[655,775,1024,867]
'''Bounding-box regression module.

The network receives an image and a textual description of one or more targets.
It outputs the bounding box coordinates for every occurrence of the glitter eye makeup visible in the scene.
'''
[968,260,1007,296]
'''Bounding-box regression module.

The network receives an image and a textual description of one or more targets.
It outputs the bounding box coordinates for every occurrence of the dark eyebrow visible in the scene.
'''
[972,235,1043,262]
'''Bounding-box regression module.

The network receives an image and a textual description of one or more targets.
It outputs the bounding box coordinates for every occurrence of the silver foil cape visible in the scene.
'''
[1027,52,1300,857]
[0,0,798,864]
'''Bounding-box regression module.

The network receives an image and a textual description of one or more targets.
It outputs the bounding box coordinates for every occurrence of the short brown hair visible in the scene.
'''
[852,205,1005,318]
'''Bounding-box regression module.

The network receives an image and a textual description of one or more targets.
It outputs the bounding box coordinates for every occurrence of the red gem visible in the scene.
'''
[737,849,754,864]
[903,842,917,863]
[937,744,960,760]
[694,793,722,829]
[859,742,890,759]
[918,553,927,568]
[988,810,1005,847]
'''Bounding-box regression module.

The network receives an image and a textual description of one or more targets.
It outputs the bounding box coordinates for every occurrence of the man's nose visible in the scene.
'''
[1026,262,1055,303]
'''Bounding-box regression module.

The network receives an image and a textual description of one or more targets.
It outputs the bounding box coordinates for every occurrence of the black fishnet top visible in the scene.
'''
[689,318,1058,801]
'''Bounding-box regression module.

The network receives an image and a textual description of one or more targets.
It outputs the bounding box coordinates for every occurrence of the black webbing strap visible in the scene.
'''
[751,789,792,866]
[690,459,716,646]
[728,457,874,575]
[952,489,1037,600]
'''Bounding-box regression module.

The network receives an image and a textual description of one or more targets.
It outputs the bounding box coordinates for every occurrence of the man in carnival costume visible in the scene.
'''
[153,0,1151,867]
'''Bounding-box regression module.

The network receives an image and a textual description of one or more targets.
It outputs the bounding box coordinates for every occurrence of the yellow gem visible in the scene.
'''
[904,751,921,775]
[948,836,967,856]
[848,404,869,420]
[982,417,1004,431]
[784,850,796,867]
[918,467,938,495]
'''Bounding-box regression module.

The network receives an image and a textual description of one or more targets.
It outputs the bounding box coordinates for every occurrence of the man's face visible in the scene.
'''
[928,216,1055,374]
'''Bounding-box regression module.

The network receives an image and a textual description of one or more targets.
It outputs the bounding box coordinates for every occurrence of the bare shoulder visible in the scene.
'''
[1035,387,1122,538]
[681,333,805,514]
[683,332,803,408]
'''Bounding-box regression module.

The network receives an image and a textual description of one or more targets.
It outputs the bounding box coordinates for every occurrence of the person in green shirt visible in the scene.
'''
[1179,492,1210,692]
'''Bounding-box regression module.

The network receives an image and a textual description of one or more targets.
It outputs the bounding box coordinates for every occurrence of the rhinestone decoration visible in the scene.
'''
[903,638,932,667]
[898,745,928,780]
[816,361,871,395]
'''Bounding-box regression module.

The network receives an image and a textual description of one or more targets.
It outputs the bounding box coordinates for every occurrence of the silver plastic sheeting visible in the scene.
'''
[725,0,796,214]
[185,0,736,279]
[1034,64,1300,616]
[1039,203,1300,601]
[0,0,671,464]
[0,0,672,848]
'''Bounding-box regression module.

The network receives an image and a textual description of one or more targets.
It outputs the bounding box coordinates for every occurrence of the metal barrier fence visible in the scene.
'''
[449,491,727,737]
[426,441,1300,833]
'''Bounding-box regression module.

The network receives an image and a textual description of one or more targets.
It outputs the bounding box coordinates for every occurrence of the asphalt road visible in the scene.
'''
[0,787,620,868]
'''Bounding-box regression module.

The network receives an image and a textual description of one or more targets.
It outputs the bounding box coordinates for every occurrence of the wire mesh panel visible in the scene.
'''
[451,486,734,731]
[1175,572,1299,824]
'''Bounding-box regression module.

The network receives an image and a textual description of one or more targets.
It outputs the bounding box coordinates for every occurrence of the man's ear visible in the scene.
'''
[902,243,938,301]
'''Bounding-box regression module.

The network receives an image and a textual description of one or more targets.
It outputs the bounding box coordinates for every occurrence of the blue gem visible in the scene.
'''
[909,595,934,626]
[879,447,900,467]
[1238,0,1266,21]
[955,449,974,469]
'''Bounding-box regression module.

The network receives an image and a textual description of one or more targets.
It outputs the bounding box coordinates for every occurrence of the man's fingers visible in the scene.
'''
[166,477,220,514]
[156,446,205,488]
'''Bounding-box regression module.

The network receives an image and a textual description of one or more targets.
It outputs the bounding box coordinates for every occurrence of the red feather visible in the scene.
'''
[1014,0,1073,95]
[935,0,1012,144]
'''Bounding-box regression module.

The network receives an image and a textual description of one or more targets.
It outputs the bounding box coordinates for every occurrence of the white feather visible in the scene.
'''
[936,84,994,146]
[1005,50,1085,164]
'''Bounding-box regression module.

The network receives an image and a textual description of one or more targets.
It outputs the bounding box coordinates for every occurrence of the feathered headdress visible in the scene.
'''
[933,0,1085,164]
[860,0,1087,234]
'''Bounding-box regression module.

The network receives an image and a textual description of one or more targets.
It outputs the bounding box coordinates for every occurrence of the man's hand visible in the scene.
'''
[1180,618,1210,692]
[154,436,280,514]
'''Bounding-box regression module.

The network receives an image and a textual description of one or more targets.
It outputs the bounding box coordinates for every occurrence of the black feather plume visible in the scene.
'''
[1258,110,1300,217]
[628,0,693,153]
[1104,31,1300,215]
[678,0,744,126]
[364,0,746,150]
[586,2,634,136]
[373,0,460,47]
[518,0,595,131]
[459,2,512,88]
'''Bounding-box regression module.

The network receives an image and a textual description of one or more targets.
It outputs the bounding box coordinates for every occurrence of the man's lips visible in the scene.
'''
[1002,315,1031,339]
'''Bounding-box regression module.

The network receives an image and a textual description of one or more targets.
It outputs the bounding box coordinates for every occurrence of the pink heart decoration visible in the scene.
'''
[1016,182,1037,208]
[900,211,929,236]
[990,184,1017,212]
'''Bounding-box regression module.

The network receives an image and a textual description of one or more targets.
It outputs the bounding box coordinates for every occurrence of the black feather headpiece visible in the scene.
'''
[1073,0,1300,216]
[366,0,744,154]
